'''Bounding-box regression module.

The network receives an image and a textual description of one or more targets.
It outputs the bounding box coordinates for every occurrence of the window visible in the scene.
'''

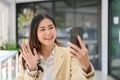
[109,0,120,79]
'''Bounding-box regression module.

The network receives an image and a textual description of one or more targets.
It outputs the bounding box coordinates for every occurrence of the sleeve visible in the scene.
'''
[80,63,95,79]
[16,55,39,80]
[70,57,95,80]
[27,66,38,77]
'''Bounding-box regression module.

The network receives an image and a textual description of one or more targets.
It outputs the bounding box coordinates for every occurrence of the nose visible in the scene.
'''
[45,29,51,35]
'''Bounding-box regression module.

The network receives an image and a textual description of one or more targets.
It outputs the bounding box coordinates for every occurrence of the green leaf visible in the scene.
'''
[0,42,19,50]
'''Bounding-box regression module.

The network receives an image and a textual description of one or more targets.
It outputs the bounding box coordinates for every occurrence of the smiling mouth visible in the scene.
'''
[44,36,53,40]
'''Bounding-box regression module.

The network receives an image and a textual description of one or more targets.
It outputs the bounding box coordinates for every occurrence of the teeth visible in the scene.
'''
[45,37,52,40]
[44,36,53,40]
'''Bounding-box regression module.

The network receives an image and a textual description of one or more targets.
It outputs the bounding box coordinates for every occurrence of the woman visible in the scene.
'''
[17,14,95,80]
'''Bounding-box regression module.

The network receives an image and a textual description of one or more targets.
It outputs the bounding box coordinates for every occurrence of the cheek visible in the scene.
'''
[53,29,57,37]
[37,32,43,41]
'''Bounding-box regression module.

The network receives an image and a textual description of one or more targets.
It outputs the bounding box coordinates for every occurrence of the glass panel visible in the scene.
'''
[110,0,120,79]
[55,1,72,46]
[55,1,99,69]
[35,2,53,16]
[75,13,83,27]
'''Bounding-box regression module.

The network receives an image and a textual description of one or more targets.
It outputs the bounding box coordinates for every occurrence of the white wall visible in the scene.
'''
[8,2,16,43]
[0,2,2,45]
[0,1,9,45]
[0,0,16,45]
[101,0,108,75]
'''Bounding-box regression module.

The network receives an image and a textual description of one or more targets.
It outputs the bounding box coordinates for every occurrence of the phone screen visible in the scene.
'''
[69,27,83,48]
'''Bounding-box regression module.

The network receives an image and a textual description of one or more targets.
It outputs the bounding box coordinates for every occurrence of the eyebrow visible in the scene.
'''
[39,24,54,29]
[48,24,54,27]
[39,26,45,29]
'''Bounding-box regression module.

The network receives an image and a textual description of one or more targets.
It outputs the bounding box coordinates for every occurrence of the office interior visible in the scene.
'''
[0,0,120,80]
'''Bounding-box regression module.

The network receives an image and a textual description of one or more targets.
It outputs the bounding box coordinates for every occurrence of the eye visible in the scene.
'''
[40,29,45,31]
[49,26,54,29]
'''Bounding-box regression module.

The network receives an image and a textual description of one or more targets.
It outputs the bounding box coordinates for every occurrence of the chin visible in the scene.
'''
[45,41,54,46]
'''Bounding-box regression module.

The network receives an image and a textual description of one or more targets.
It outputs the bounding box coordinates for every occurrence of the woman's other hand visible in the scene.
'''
[68,35,91,73]
[20,42,38,71]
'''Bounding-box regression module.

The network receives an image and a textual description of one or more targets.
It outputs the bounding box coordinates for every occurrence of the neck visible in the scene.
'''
[40,44,55,60]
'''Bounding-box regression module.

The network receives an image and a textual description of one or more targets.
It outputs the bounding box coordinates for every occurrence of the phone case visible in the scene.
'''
[70,27,83,48]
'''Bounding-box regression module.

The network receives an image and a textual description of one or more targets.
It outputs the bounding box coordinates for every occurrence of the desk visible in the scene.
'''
[0,51,18,80]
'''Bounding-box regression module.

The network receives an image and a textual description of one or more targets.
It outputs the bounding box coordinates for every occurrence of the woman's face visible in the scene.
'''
[37,18,56,46]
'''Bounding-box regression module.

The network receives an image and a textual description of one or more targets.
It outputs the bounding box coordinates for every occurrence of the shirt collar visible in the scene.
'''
[39,47,55,60]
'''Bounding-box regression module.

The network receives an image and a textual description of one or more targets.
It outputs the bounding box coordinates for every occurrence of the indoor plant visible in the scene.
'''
[0,41,19,50]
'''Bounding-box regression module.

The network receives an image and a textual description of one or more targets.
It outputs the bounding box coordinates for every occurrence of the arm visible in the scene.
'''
[70,57,95,80]
[17,42,41,80]
[68,35,95,80]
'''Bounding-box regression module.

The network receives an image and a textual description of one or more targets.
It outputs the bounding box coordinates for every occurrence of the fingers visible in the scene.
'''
[19,49,24,56]
[68,46,78,56]
[67,42,80,52]
[19,49,27,60]
[21,42,38,57]
[21,42,28,54]
[67,42,81,57]
[77,35,86,49]
[33,48,37,56]
[67,40,87,58]
[68,46,83,60]
[26,43,33,55]
[21,42,34,56]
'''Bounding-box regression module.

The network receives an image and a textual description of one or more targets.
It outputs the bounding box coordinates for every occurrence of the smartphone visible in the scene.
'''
[69,27,83,48]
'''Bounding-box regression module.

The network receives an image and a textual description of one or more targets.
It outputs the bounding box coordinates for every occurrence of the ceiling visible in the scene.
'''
[64,0,98,7]
[1,0,98,7]
[16,0,44,3]
[15,0,98,7]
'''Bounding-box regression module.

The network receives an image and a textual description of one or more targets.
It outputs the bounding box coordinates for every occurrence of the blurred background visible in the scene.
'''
[0,0,120,80]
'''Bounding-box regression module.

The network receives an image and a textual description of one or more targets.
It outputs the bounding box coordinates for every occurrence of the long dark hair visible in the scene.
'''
[22,14,62,72]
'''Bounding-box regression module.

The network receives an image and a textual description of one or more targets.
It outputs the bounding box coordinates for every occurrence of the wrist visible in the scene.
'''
[28,65,37,71]
[83,64,91,74]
